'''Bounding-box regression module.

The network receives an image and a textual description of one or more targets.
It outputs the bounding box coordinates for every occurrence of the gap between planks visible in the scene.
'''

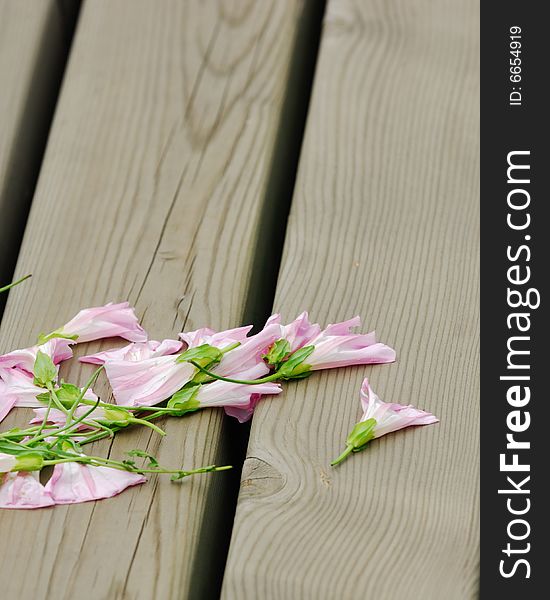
[0,0,80,315]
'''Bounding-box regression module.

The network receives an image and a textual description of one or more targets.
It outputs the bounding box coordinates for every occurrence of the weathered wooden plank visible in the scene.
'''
[223,1,480,598]
[0,1,316,598]
[0,0,77,299]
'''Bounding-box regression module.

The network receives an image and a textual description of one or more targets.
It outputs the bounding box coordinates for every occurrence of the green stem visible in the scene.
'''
[0,273,31,294]
[29,398,54,442]
[46,382,69,414]
[43,455,232,478]
[330,445,354,467]
[189,361,280,385]
[66,366,104,424]
[77,398,174,413]
[128,417,166,436]
[23,396,102,447]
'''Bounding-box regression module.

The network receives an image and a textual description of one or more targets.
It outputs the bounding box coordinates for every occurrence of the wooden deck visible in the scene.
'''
[0,1,479,599]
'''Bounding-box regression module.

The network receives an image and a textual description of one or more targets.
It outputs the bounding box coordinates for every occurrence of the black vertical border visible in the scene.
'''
[481,3,548,597]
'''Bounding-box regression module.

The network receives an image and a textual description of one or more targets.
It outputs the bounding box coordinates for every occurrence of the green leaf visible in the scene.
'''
[127,449,159,468]
[167,385,201,415]
[0,440,30,455]
[33,350,57,387]
[263,339,291,368]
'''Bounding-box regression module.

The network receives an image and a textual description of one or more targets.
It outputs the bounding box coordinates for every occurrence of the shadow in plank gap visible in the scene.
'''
[0,0,80,316]
[190,1,327,597]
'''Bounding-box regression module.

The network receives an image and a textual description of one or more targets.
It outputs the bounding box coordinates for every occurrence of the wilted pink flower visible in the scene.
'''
[213,323,281,379]
[45,462,145,504]
[359,378,438,438]
[223,393,263,423]
[332,379,438,466]
[266,312,321,351]
[105,355,195,406]
[0,386,16,423]
[0,472,54,509]
[0,368,97,411]
[179,325,252,350]
[56,302,147,344]
[0,368,47,410]
[305,317,395,370]
[0,453,17,473]
[80,339,182,365]
[0,338,73,375]
[196,364,282,422]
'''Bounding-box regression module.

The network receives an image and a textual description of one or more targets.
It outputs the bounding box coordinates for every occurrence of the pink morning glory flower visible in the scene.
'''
[197,364,282,422]
[179,325,252,350]
[212,323,282,379]
[0,453,17,473]
[54,302,147,344]
[0,472,55,509]
[358,378,438,437]
[80,339,182,365]
[332,378,438,465]
[265,312,321,351]
[0,368,97,411]
[0,338,73,375]
[264,313,395,372]
[0,387,16,423]
[305,317,395,370]
[105,355,196,406]
[45,462,146,504]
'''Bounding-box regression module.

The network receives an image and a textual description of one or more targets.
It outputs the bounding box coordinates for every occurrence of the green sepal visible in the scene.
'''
[263,339,291,368]
[346,418,377,450]
[55,383,83,407]
[14,452,44,472]
[167,385,201,416]
[277,345,314,380]
[101,407,132,425]
[33,351,57,387]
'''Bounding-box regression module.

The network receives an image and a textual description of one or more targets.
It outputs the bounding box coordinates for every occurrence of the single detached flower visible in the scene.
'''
[45,462,146,504]
[331,378,438,466]
[179,325,252,350]
[105,355,196,406]
[80,339,182,365]
[0,472,54,509]
[47,302,147,344]
[0,338,73,375]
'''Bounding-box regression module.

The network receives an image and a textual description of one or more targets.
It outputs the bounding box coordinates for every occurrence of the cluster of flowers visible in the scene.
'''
[0,276,438,510]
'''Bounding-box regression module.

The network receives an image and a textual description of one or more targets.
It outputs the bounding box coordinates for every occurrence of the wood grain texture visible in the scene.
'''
[223,1,480,598]
[0,1,310,598]
[0,0,73,292]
